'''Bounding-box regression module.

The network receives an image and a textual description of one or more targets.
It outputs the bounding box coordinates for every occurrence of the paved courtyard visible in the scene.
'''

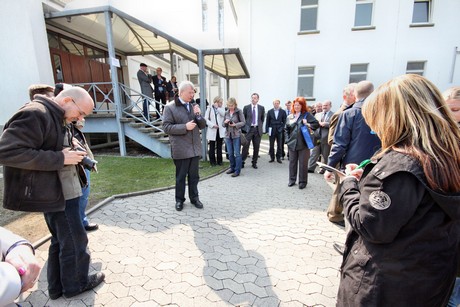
[18,143,346,306]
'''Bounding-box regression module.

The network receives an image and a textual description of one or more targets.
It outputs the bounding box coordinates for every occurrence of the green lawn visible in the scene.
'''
[90,156,228,202]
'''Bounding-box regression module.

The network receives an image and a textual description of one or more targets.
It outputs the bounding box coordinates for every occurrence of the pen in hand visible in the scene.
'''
[356,159,371,170]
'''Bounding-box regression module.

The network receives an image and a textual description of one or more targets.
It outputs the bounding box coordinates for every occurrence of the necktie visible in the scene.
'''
[252,106,256,125]
[186,103,190,113]
[321,112,325,122]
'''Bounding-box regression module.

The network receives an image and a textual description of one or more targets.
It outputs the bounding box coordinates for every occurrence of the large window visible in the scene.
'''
[187,74,200,87]
[406,61,426,76]
[349,64,368,83]
[300,0,318,32]
[297,66,315,98]
[354,0,374,27]
[412,0,431,24]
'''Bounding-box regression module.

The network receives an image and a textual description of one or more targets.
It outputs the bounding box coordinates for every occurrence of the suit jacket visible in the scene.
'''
[314,110,332,143]
[265,108,287,135]
[243,104,265,135]
[137,70,153,97]
[152,74,167,97]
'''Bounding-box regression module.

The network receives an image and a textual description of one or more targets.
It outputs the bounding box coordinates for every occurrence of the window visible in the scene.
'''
[297,66,315,98]
[354,0,374,27]
[300,0,318,32]
[60,38,84,56]
[412,0,431,24]
[406,61,426,76]
[210,73,219,86]
[349,64,368,83]
[187,74,200,86]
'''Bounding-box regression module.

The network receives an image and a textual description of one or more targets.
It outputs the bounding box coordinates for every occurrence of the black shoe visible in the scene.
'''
[317,169,325,174]
[299,183,306,189]
[84,223,99,232]
[331,220,345,227]
[191,199,204,209]
[252,164,258,169]
[210,163,217,167]
[175,201,184,211]
[277,159,282,164]
[49,292,62,300]
[217,162,223,166]
[333,243,344,255]
[288,182,295,187]
[241,162,245,168]
[308,170,314,173]
[269,159,275,163]
[226,169,235,174]
[231,172,240,177]
[65,272,105,298]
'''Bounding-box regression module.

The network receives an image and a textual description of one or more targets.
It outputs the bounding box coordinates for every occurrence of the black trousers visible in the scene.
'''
[209,130,223,165]
[173,156,200,203]
[242,126,261,165]
[268,128,283,160]
[155,92,166,113]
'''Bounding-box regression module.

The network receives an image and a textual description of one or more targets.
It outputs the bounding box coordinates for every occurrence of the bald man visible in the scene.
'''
[0,86,105,299]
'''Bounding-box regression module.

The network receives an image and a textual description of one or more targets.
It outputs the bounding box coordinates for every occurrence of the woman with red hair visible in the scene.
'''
[284,97,319,189]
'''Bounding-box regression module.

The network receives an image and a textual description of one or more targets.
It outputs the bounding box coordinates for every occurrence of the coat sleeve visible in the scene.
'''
[0,110,64,171]
[162,106,187,135]
[327,112,351,167]
[306,112,319,130]
[204,107,214,128]
[265,111,271,133]
[340,172,425,244]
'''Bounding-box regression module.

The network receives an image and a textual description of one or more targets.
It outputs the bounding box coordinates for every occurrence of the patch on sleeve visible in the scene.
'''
[369,191,391,210]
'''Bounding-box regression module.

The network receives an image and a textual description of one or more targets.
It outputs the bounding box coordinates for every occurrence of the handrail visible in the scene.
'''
[69,82,166,132]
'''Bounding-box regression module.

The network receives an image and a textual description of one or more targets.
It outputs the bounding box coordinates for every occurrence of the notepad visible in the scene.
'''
[316,162,347,177]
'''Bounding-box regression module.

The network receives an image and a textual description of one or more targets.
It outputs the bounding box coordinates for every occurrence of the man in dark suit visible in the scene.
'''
[265,99,287,163]
[308,100,333,173]
[152,67,167,114]
[137,63,153,119]
[241,93,265,169]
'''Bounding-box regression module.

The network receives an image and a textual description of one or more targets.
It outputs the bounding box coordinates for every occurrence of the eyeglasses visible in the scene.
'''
[71,98,87,117]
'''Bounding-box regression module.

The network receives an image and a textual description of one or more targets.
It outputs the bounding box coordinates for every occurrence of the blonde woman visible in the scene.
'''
[337,74,460,306]
[444,86,460,124]
[222,98,245,177]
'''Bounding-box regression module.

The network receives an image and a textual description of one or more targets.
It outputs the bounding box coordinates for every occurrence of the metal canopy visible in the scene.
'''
[44,5,250,80]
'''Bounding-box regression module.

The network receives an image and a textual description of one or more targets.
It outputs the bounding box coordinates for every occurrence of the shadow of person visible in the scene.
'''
[192,220,280,306]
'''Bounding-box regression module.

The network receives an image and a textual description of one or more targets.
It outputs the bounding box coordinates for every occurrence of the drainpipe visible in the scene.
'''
[105,10,126,156]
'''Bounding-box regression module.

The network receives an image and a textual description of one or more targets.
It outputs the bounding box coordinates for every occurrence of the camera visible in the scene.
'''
[229,120,234,124]
[75,147,98,170]
[80,156,98,170]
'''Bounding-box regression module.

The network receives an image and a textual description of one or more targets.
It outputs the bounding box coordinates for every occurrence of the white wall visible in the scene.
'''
[0,0,54,124]
[234,0,460,112]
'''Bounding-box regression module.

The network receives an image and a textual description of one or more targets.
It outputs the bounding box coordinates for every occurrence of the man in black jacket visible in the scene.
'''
[265,99,287,163]
[152,67,168,113]
[0,87,105,300]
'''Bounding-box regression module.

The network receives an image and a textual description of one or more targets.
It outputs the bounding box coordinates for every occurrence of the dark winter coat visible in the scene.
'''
[338,150,460,307]
[0,97,66,212]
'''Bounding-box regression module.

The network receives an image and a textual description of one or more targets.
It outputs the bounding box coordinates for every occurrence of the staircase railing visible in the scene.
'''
[71,82,166,133]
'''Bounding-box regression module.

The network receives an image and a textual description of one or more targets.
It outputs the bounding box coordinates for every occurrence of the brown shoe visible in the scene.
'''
[231,172,240,177]
[226,169,235,174]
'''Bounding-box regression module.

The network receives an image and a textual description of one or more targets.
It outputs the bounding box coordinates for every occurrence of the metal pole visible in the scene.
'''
[198,50,207,161]
[105,10,126,156]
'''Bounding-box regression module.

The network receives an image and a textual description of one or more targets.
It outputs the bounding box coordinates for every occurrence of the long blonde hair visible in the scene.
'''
[362,74,460,192]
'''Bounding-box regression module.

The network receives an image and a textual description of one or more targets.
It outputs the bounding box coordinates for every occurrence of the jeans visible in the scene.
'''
[143,98,149,120]
[79,169,90,227]
[225,136,242,174]
[44,197,90,297]
[447,277,460,307]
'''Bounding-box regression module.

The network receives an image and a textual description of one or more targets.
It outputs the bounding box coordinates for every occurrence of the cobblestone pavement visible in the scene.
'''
[18,142,346,306]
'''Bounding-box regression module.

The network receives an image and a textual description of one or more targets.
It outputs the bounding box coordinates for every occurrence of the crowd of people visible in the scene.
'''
[0,74,459,305]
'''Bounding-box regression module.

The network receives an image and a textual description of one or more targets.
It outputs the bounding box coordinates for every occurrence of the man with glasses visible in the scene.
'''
[0,86,105,299]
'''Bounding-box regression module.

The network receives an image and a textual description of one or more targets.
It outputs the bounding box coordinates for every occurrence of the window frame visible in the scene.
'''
[297,66,316,99]
[410,0,434,27]
[349,63,369,83]
[299,0,320,35]
[352,0,376,31]
[406,61,426,76]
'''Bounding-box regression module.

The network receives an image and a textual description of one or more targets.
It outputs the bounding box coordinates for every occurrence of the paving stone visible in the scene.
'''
[19,146,345,306]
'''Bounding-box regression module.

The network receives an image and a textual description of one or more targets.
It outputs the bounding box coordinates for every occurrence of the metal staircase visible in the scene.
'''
[76,82,172,158]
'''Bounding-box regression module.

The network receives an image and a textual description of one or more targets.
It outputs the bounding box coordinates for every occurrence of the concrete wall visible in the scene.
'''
[234,0,460,112]
[0,0,54,124]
